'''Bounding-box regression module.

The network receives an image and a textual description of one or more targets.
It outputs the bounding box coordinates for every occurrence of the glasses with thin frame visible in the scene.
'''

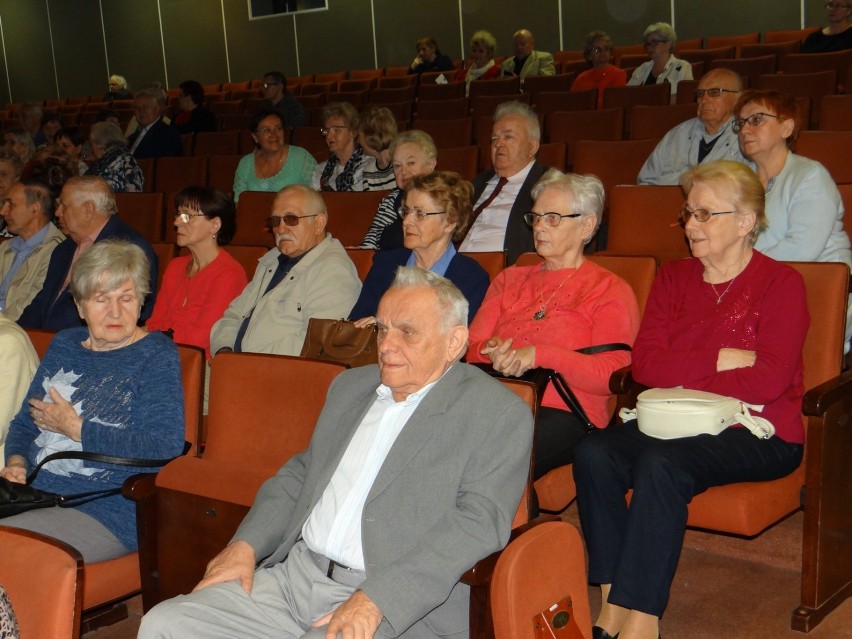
[524,212,582,227]
[266,214,319,228]
[262,82,282,89]
[825,2,850,9]
[398,206,444,221]
[255,125,284,136]
[320,125,348,136]
[680,207,737,224]
[644,38,667,47]
[694,87,740,99]
[732,112,782,133]
[591,46,610,54]
[175,210,206,224]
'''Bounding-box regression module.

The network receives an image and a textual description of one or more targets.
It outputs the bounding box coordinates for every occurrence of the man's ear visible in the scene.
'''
[446,325,469,361]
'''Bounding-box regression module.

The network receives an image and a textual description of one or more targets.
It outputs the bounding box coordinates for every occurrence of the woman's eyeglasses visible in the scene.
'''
[732,112,782,133]
[175,211,206,223]
[644,38,667,47]
[255,125,283,136]
[825,2,850,9]
[679,207,737,224]
[320,125,348,136]
[266,213,319,228]
[398,206,444,221]
[524,212,582,227]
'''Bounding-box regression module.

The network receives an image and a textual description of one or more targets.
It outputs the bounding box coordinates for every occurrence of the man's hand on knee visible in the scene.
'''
[312,590,383,639]
[193,540,257,593]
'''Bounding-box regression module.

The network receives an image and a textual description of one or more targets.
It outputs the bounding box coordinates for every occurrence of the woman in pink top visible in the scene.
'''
[574,161,809,639]
[467,169,640,480]
[147,187,247,358]
[571,31,627,109]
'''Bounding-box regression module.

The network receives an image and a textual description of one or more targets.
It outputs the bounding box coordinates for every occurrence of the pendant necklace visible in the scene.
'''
[710,277,737,305]
[534,262,582,320]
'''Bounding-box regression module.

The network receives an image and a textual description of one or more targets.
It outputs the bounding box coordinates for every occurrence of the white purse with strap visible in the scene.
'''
[618,387,776,440]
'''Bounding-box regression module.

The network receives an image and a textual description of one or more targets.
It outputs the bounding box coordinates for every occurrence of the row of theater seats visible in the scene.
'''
[4,249,849,637]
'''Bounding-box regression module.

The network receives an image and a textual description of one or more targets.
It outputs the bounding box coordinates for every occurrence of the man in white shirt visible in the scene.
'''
[460,101,548,264]
[139,267,534,639]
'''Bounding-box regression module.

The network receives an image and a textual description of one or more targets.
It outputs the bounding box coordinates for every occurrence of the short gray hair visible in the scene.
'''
[63,175,116,216]
[531,168,605,245]
[389,129,437,163]
[277,183,328,218]
[90,121,128,151]
[644,22,677,47]
[493,101,540,142]
[390,266,468,332]
[70,239,150,303]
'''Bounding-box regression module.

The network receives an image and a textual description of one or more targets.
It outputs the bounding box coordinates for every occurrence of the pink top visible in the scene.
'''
[147,250,248,359]
[633,251,809,443]
[467,260,640,427]
[571,64,628,109]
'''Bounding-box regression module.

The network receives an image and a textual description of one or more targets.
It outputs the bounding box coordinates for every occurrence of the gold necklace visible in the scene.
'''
[534,261,582,320]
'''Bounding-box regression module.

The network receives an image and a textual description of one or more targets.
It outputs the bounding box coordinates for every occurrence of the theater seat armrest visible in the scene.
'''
[802,371,852,417]
[122,473,158,501]
[461,515,561,586]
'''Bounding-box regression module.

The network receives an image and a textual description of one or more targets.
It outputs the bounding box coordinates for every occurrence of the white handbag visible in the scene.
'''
[618,387,776,440]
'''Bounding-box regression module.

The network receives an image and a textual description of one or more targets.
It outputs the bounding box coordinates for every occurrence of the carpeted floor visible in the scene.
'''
[84,507,852,639]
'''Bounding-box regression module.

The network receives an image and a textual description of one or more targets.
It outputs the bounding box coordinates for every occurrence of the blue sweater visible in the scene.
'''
[348,248,490,324]
[5,328,185,550]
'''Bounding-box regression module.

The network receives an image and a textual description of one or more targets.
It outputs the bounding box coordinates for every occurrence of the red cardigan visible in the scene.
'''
[467,260,640,427]
[632,252,809,443]
[147,250,248,359]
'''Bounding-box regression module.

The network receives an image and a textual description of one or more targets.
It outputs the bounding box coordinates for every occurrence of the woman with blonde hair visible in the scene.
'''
[455,30,500,95]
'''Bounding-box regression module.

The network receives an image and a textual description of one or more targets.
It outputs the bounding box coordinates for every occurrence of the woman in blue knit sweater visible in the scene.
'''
[1,239,184,562]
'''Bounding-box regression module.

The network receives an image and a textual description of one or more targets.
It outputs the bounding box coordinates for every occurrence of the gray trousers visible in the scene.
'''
[139,540,395,639]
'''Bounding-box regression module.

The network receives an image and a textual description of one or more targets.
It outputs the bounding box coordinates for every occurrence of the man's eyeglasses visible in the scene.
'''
[262,82,282,89]
[732,112,782,133]
[255,125,283,136]
[524,212,582,227]
[398,206,444,221]
[695,87,740,99]
[320,125,348,136]
[266,214,319,228]
[680,207,737,224]
[175,210,206,223]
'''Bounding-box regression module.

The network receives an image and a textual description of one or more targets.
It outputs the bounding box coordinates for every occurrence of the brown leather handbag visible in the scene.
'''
[300,318,378,368]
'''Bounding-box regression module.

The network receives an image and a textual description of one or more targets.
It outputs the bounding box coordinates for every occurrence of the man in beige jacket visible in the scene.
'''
[0,179,64,320]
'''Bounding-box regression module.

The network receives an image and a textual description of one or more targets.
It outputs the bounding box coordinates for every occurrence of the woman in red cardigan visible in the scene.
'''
[146,187,247,358]
[455,30,500,95]
[467,168,640,480]
[574,160,809,639]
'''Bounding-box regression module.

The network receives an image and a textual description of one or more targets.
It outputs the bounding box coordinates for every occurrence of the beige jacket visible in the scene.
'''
[0,223,65,320]
[0,315,39,460]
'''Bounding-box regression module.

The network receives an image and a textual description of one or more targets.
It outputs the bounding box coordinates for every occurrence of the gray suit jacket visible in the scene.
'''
[233,362,533,637]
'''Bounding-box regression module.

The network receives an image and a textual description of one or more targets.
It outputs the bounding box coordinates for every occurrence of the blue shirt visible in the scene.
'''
[404,242,456,277]
[0,224,51,311]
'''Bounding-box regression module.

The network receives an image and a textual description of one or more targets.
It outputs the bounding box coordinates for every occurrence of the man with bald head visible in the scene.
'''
[17,175,158,330]
[210,184,360,356]
[638,68,750,185]
[0,179,65,320]
[500,29,555,82]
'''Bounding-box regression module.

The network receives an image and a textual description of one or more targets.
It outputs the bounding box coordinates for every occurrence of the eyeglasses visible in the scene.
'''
[591,46,609,54]
[644,38,668,47]
[399,206,444,221]
[825,2,850,9]
[524,212,582,227]
[266,213,319,228]
[175,210,206,223]
[262,82,282,89]
[679,207,737,224]
[255,125,283,136]
[732,112,782,133]
[320,125,348,136]
[695,87,740,99]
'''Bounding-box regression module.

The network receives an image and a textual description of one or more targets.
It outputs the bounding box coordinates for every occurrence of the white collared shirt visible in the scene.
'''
[459,160,535,253]
[302,378,439,570]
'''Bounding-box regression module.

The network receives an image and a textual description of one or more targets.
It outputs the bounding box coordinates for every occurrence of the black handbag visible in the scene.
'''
[473,343,632,432]
[0,443,190,519]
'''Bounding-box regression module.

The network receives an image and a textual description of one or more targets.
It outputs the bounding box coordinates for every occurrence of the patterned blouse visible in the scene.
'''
[84,146,145,193]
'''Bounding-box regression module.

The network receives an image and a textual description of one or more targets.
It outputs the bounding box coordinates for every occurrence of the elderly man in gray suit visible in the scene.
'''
[139,267,534,639]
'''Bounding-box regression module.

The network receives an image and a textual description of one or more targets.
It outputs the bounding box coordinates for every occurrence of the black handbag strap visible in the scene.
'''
[575,342,632,355]
[26,440,192,484]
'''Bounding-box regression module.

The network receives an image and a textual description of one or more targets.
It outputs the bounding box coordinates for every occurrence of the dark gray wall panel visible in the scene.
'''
[1,0,56,102]
[223,0,299,82]
[373,0,462,69]
[50,0,107,99]
[560,0,671,52]
[458,0,560,61]
[101,0,166,91]
[295,0,373,75]
[675,0,801,41]
[161,0,228,85]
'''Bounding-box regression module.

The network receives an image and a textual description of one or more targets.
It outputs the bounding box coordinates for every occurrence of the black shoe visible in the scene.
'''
[592,627,618,639]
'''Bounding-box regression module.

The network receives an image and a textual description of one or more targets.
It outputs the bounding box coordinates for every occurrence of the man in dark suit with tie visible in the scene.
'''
[127,88,182,160]
[460,101,547,265]
[139,267,534,639]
